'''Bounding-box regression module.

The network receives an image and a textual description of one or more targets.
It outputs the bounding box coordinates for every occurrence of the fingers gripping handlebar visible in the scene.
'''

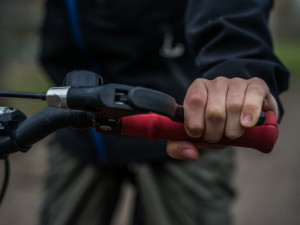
[121,111,278,153]
[0,70,279,155]
[0,108,277,156]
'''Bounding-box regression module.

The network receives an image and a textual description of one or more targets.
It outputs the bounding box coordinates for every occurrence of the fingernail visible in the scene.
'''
[182,149,197,161]
[242,114,252,127]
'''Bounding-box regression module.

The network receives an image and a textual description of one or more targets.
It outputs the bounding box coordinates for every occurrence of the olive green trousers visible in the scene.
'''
[38,141,236,225]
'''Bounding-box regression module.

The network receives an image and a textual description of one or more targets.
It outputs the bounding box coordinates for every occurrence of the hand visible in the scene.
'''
[166,77,278,161]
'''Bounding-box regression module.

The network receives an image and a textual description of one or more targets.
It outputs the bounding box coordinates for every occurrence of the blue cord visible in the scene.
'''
[65,0,108,162]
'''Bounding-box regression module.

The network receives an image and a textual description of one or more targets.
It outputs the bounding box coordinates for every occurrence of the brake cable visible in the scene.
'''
[0,91,46,100]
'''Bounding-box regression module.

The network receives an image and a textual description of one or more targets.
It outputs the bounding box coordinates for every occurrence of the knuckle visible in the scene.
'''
[188,78,205,91]
[184,93,206,106]
[248,78,269,94]
[227,100,242,113]
[211,76,228,86]
[250,77,264,83]
[214,76,227,82]
[249,87,264,97]
[206,107,226,123]
[230,77,243,83]
[194,77,204,84]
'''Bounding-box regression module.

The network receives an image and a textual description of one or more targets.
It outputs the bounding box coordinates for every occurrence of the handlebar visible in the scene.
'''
[0,108,278,155]
[121,111,278,153]
[0,70,279,155]
[0,71,281,208]
[0,108,92,156]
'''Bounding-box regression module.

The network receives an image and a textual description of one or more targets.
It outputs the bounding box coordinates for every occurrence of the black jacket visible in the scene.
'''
[40,0,289,165]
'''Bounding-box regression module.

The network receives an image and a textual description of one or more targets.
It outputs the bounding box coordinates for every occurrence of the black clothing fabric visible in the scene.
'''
[185,0,288,119]
[39,0,289,164]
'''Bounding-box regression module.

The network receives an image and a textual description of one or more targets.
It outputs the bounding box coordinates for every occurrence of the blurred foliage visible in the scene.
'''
[0,0,50,115]
[0,0,299,115]
[275,41,300,76]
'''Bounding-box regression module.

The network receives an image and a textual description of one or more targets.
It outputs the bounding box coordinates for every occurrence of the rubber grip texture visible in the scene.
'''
[121,111,278,153]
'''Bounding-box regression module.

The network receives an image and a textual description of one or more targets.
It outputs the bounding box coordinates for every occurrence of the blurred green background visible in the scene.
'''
[0,0,299,114]
[0,0,52,115]
[0,1,300,225]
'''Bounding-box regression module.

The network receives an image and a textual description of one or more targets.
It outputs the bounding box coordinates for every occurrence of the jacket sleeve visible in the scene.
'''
[185,0,289,121]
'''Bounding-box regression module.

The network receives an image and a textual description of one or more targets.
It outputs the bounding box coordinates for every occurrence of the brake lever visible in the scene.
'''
[45,82,277,153]
[46,84,266,124]
[0,70,275,153]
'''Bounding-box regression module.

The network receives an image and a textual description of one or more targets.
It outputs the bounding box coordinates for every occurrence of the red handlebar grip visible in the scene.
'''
[120,111,278,153]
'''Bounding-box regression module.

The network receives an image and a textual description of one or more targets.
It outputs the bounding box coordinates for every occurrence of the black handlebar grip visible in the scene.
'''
[15,108,92,149]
